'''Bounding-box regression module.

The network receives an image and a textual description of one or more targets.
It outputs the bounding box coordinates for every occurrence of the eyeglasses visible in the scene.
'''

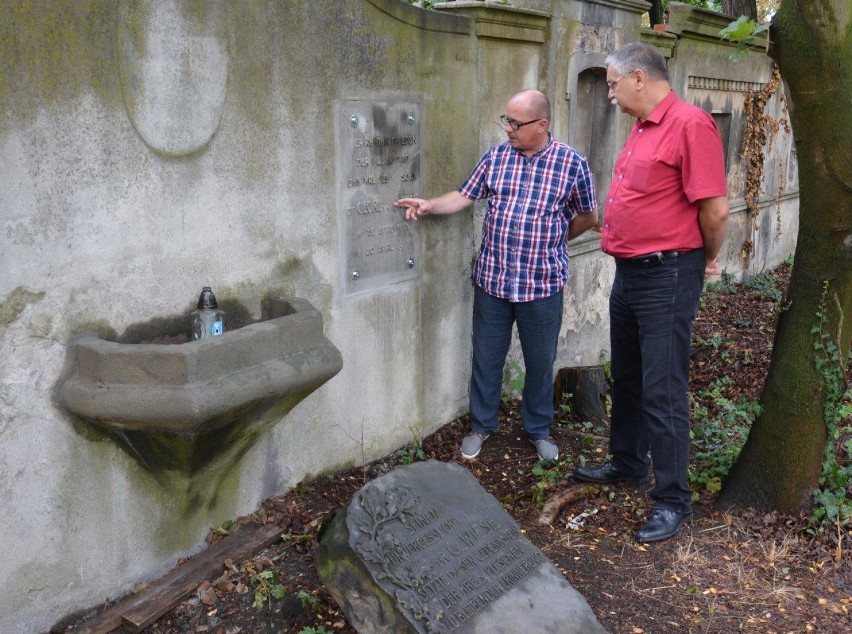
[606,71,634,91]
[499,114,542,131]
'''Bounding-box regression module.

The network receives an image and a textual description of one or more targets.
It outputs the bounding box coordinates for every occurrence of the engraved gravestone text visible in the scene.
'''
[349,484,545,632]
[336,100,422,294]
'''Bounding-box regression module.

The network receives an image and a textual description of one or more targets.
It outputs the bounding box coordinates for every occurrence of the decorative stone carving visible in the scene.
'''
[317,460,607,633]
[118,0,229,156]
[59,297,342,477]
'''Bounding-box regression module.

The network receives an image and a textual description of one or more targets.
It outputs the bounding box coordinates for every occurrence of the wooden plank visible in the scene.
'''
[121,522,284,632]
[67,603,132,634]
[69,522,283,634]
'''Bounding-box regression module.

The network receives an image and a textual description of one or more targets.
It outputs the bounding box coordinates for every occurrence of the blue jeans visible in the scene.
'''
[469,284,563,441]
[608,249,705,512]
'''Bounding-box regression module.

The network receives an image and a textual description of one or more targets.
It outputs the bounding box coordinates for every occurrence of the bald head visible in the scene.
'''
[508,89,551,122]
[503,89,551,157]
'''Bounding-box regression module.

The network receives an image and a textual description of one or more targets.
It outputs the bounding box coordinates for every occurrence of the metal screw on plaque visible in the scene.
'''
[349,115,358,128]
[351,269,360,280]
[407,257,415,269]
[406,112,415,125]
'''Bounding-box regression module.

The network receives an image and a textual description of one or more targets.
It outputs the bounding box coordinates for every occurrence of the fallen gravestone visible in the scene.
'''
[317,460,607,633]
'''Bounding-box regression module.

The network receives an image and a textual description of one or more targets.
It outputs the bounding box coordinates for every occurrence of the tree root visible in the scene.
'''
[537,484,597,525]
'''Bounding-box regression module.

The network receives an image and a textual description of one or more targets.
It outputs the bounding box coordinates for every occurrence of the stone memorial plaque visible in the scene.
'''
[336,99,422,295]
[318,461,607,633]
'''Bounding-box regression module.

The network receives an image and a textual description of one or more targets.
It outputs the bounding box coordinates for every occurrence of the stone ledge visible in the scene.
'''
[58,296,343,475]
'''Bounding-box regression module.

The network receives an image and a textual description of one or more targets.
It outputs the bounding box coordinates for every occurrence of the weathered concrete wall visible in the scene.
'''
[0,2,480,631]
[661,3,798,277]
[0,1,797,632]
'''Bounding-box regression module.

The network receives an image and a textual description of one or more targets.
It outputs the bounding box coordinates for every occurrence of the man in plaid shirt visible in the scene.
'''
[396,89,598,462]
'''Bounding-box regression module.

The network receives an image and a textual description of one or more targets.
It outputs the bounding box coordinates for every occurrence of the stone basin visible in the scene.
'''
[59,296,342,477]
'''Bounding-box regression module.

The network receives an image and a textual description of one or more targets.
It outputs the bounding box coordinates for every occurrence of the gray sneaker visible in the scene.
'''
[460,432,490,460]
[531,437,559,461]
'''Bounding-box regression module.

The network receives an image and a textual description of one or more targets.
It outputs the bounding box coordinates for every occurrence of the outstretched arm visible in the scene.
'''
[697,195,729,277]
[394,191,472,221]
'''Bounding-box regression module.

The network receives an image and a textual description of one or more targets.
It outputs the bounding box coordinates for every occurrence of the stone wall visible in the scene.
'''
[0,1,796,631]
[661,3,798,275]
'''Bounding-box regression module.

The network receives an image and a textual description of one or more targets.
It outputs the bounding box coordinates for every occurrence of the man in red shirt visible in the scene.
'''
[572,43,729,543]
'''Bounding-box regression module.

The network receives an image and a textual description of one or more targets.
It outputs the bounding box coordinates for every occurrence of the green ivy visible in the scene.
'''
[808,281,852,531]
[530,462,562,507]
[250,569,285,609]
[502,360,526,404]
[297,589,325,614]
[745,271,782,301]
[398,439,426,464]
[689,377,761,495]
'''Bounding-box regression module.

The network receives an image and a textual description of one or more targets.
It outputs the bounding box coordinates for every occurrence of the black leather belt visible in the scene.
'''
[615,250,693,268]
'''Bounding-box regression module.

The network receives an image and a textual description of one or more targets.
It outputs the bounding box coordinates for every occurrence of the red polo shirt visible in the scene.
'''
[600,91,727,258]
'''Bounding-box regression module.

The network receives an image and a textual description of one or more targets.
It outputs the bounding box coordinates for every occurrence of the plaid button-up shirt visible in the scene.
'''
[459,136,597,302]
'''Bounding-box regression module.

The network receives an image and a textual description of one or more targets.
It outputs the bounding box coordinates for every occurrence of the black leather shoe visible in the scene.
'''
[572,462,649,485]
[636,507,693,543]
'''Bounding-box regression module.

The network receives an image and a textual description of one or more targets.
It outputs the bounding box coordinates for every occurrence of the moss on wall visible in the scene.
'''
[0,1,118,124]
[0,286,46,325]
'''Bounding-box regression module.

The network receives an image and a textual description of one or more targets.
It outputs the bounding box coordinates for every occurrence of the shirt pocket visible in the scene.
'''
[625,159,656,193]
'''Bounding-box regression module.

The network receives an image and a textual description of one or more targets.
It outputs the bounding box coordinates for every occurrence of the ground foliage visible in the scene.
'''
[61,263,852,633]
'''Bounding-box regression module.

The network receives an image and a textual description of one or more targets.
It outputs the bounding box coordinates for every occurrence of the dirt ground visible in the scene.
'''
[58,263,852,633]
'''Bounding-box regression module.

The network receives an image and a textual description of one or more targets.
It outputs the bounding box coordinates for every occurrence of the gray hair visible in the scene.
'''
[605,43,669,82]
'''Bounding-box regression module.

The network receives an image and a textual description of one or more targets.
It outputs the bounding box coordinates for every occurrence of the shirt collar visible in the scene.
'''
[512,132,554,159]
[640,90,677,125]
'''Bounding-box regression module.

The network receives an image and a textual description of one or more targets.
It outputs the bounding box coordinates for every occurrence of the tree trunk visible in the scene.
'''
[648,0,665,26]
[718,0,852,511]
[722,0,758,20]
[554,366,610,426]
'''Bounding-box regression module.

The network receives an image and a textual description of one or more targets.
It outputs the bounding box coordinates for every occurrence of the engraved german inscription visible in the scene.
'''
[336,100,421,294]
[348,482,545,632]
